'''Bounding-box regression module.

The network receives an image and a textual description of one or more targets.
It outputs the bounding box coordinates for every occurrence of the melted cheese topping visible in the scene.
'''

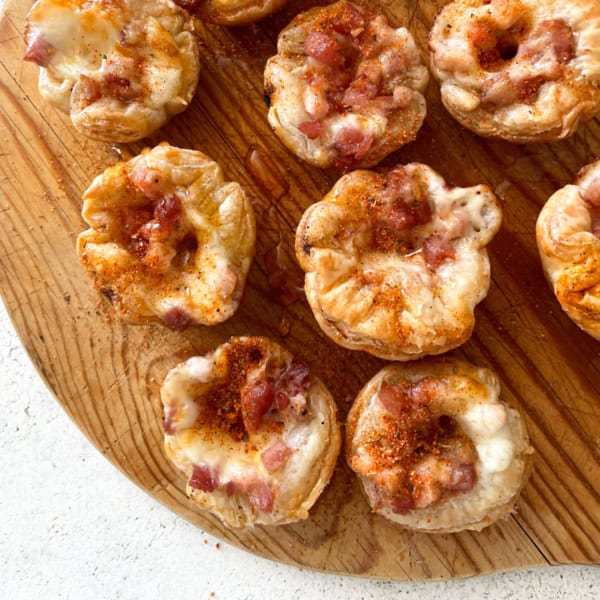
[25,0,199,141]
[295,163,502,361]
[264,1,429,168]
[161,337,341,528]
[536,160,600,340]
[429,0,600,141]
[77,143,256,327]
[347,359,532,532]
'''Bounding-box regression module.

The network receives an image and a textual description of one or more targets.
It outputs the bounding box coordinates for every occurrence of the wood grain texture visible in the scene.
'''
[1,0,599,580]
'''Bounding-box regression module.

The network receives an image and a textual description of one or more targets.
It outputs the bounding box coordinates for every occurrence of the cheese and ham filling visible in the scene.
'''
[346,360,532,531]
[77,144,255,329]
[24,0,199,142]
[265,1,428,168]
[351,377,478,514]
[295,163,502,360]
[161,337,339,525]
[429,0,600,142]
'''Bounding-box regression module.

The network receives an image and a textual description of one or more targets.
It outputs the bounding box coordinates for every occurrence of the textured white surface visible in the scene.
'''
[0,299,598,599]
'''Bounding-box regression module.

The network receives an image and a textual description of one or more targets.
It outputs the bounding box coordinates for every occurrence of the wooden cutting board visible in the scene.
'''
[1,0,599,581]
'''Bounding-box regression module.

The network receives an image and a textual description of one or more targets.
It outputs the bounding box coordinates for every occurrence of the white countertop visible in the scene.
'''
[1,299,598,600]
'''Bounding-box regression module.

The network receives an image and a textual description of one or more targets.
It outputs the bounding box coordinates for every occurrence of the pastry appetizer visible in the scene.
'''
[429,0,600,143]
[24,0,200,142]
[174,0,288,26]
[77,143,255,330]
[346,359,533,532]
[536,160,600,340]
[295,164,502,361]
[264,1,429,169]
[161,336,341,527]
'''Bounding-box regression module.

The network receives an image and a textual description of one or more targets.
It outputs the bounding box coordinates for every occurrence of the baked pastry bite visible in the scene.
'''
[536,160,600,340]
[429,0,600,143]
[264,0,429,169]
[174,0,288,26]
[295,163,502,361]
[346,358,533,532]
[24,0,200,142]
[161,336,341,527]
[77,143,255,330]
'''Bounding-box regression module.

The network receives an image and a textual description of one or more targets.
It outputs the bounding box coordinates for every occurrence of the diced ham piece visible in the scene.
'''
[380,197,432,234]
[241,376,275,433]
[105,74,134,102]
[189,464,219,492]
[446,463,477,491]
[273,392,290,411]
[377,380,410,418]
[131,167,164,200]
[128,232,149,259]
[304,31,342,66]
[274,362,310,414]
[331,2,365,36]
[342,75,379,108]
[407,376,440,405]
[246,480,275,513]
[261,440,293,473]
[228,477,275,513]
[298,120,323,139]
[79,75,102,104]
[24,32,56,67]
[155,195,182,228]
[334,127,374,160]
[391,493,415,514]
[163,306,193,331]
[527,19,575,65]
[422,234,455,268]
[121,205,154,236]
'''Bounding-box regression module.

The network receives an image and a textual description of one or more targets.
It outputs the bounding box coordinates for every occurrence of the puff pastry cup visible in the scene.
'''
[295,163,502,361]
[536,160,600,340]
[77,143,256,330]
[429,0,600,143]
[264,0,429,169]
[161,336,341,528]
[174,0,288,26]
[346,358,533,533]
[24,0,200,142]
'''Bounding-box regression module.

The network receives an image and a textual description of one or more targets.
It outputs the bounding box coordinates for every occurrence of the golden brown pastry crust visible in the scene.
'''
[77,143,256,329]
[264,1,429,169]
[161,337,341,528]
[429,0,600,143]
[175,0,288,26]
[346,358,533,533]
[536,160,600,340]
[295,163,502,360]
[24,0,200,142]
